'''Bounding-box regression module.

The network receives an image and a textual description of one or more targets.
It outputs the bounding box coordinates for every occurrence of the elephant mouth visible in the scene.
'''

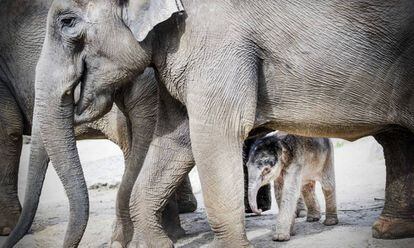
[72,80,88,124]
[73,80,115,125]
[73,94,114,125]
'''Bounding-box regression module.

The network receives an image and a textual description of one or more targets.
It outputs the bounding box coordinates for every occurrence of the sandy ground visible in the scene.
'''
[1,137,414,247]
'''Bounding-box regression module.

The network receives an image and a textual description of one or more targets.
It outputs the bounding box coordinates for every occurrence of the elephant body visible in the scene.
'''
[8,0,414,247]
[246,132,338,241]
[0,0,197,244]
[134,1,414,246]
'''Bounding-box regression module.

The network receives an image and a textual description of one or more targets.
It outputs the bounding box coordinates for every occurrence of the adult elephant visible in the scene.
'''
[0,2,267,245]
[0,0,197,246]
[7,0,414,247]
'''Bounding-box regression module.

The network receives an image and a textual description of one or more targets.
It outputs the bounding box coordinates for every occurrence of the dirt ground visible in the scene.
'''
[1,137,414,247]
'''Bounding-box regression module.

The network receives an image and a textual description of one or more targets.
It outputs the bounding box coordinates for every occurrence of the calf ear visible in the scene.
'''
[121,0,185,41]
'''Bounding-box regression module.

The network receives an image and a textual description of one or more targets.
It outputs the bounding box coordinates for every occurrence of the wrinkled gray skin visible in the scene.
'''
[9,0,414,247]
[247,132,338,242]
[0,0,51,236]
[0,1,196,246]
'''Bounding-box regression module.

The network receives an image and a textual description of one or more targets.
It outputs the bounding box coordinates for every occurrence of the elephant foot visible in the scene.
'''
[372,216,414,239]
[272,232,290,242]
[111,219,133,248]
[273,220,294,242]
[323,215,338,226]
[126,240,138,248]
[128,234,174,248]
[306,212,321,222]
[207,238,253,248]
[306,216,320,222]
[296,209,307,218]
[373,130,414,239]
[161,198,187,242]
[111,241,127,248]
[165,223,186,242]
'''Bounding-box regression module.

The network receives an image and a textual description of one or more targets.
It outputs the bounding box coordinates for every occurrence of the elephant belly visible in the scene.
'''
[250,0,414,139]
[254,56,411,140]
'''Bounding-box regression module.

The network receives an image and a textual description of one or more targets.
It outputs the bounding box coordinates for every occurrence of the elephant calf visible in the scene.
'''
[247,132,338,241]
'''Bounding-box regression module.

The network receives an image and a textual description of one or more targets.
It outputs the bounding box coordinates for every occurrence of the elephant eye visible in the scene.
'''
[262,167,272,176]
[58,15,83,40]
[61,17,76,28]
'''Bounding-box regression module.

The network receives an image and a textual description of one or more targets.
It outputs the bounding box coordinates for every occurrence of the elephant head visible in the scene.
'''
[246,134,292,215]
[5,0,184,247]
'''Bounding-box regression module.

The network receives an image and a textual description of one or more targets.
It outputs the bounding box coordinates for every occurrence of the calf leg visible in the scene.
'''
[273,165,303,241]
[274,176,283,208]
[373,129,414,239]
[275,176,306,218]
[296,195,307,218]
[301,181,321,222]
[321,152,338,226]
[0,83,23,236]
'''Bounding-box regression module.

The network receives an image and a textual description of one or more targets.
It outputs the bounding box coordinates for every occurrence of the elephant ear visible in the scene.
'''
[122,0,185,41]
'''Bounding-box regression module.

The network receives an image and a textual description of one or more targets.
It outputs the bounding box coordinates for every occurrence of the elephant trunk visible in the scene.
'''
[37,88,89,247]
[3,116,49,247]
[247,167,263,215]
[4,62,89,247]
[248,182,262,215]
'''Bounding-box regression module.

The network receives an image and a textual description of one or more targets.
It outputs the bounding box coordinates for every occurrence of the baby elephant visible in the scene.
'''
[247,132,338,241]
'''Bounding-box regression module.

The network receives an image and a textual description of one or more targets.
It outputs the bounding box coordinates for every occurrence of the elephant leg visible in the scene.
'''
[0,83,23,236]
[111,97,156,247]
[185,60,260,247]
[302,181,321,222]
[321,157,338,226]
[372,129,414,239]
[111,156,138,247]
[273,164,303,242]
[274,176,283,208]
[176,174,197,213]
[190,125,250,247]
[129,129,194,247]
[111,154,145,247]
[129,87,194,247]
[296,195,307,218]
[162,195,186,241]
[275,176,306,218]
